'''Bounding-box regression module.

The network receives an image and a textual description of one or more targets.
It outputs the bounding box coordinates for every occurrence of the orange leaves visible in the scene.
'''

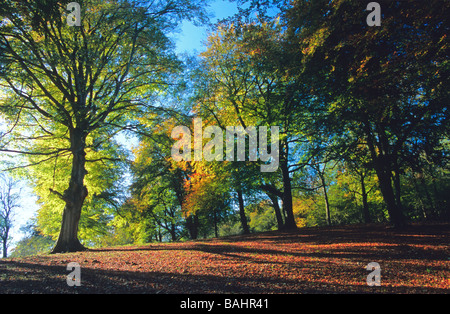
[1,224,448,293]
[356,56,372,77]
[302,27,330,57]
[182,160,230,218]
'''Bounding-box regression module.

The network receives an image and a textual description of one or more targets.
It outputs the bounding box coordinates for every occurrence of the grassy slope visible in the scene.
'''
[0,223,449,294]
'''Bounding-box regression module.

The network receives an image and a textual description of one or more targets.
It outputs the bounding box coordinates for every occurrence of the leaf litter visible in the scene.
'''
[0,223,448,294]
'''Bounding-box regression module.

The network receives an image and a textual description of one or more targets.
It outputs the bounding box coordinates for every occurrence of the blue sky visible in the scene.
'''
[5,0,242,253]
[174,0,240,54]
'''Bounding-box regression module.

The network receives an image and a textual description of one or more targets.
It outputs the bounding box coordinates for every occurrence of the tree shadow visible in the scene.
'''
[1,223,447,294]
[1,259,448,294]
[91,223,450,262]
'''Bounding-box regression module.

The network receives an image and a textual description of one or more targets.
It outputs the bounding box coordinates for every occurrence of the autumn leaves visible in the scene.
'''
[171,118,280,173]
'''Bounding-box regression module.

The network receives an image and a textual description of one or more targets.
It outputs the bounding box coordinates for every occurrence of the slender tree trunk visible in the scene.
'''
[360,172,372,223]
[260,184,285,230]
[420,174,435,217]
[213,207,218,238]
[2,237,7,258]
[412,176,428,220]
[318,171,332,226]
[2,222,9,258]
[323,186,331,226]
[267,193,284,230]
[392,158,403,216]
[51,128,88,253]
[237,189,250,234]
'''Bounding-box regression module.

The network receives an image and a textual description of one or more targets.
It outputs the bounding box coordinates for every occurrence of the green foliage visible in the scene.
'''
[247,201,277,233]
[0,0,209,250]
[9,219,54,257]
[283,0,449,227]
[1,0,448,250]
[10,233,54,257]
[121,0,449,240]
[24,134,128,246]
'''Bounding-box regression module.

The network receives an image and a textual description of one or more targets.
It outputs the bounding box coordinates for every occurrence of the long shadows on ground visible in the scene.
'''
[1,223,448,293]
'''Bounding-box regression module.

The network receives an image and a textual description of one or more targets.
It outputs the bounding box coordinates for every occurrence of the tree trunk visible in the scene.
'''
[2,224,9,257]
[51,128,88,253]
[186,214,199,240]
[412,176,428,220]
[374,161,405,228]
[360,172,372,223]
[364,123,405,228]
[267,193,284,230]
[323,186,331,226]
[261,184,285,230]
[420,174,434,217]
[319,171,332,226]
[170,223,177,242]
[52,204,86,253]
[237,189,250,234]
[213,207,218,238]
[392,158,403,216]
[2,237,7,258]
[280,158,297,230]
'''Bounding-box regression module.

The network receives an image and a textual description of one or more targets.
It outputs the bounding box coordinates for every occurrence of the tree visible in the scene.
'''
[0,175,20,257]
[182,160,233,238]
[9,218,54,257]
[0,0,207,252]
[195,20,307,230]
[284,0,449,227]
[31,136,128,247]
[130,120,187,242]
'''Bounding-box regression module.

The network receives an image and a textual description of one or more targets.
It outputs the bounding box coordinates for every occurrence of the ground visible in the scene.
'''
[0,223,449,294]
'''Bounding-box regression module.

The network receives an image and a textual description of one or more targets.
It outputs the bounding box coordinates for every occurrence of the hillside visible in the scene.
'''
[0,223,449,294]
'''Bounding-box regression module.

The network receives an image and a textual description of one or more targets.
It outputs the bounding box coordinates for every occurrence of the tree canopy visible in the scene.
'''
[1,0,448,254]
[0,0,208,252]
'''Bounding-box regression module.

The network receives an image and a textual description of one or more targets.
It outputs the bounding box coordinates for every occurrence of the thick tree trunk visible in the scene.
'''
[364,123,405,228]
[280,159,297,230]
[374,160,405,228]
[186,214,199,240]
[51,128,88,253]
[237,189,250,234]
[52,203,86,253]
[168,223,177,242]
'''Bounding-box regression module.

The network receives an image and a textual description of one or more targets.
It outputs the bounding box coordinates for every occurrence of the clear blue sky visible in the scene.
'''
[6,0,241,253]
[174,0,240,54]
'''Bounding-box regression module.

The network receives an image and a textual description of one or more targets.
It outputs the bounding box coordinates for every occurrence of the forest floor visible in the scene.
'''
[0,223,449,294]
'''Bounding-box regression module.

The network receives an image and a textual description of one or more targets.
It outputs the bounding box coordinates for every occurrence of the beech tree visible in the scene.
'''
[0,0,207,252]
[283,0,449,227]
[195,21,305,230]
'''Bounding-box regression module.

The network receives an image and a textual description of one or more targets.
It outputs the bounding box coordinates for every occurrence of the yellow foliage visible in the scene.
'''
[293,197,315,228]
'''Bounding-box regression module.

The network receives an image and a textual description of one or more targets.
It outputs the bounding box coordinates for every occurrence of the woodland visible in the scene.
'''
[0,0,448,259]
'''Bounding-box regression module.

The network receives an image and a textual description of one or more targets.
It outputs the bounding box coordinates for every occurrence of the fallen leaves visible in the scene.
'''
[0,223,448,294]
